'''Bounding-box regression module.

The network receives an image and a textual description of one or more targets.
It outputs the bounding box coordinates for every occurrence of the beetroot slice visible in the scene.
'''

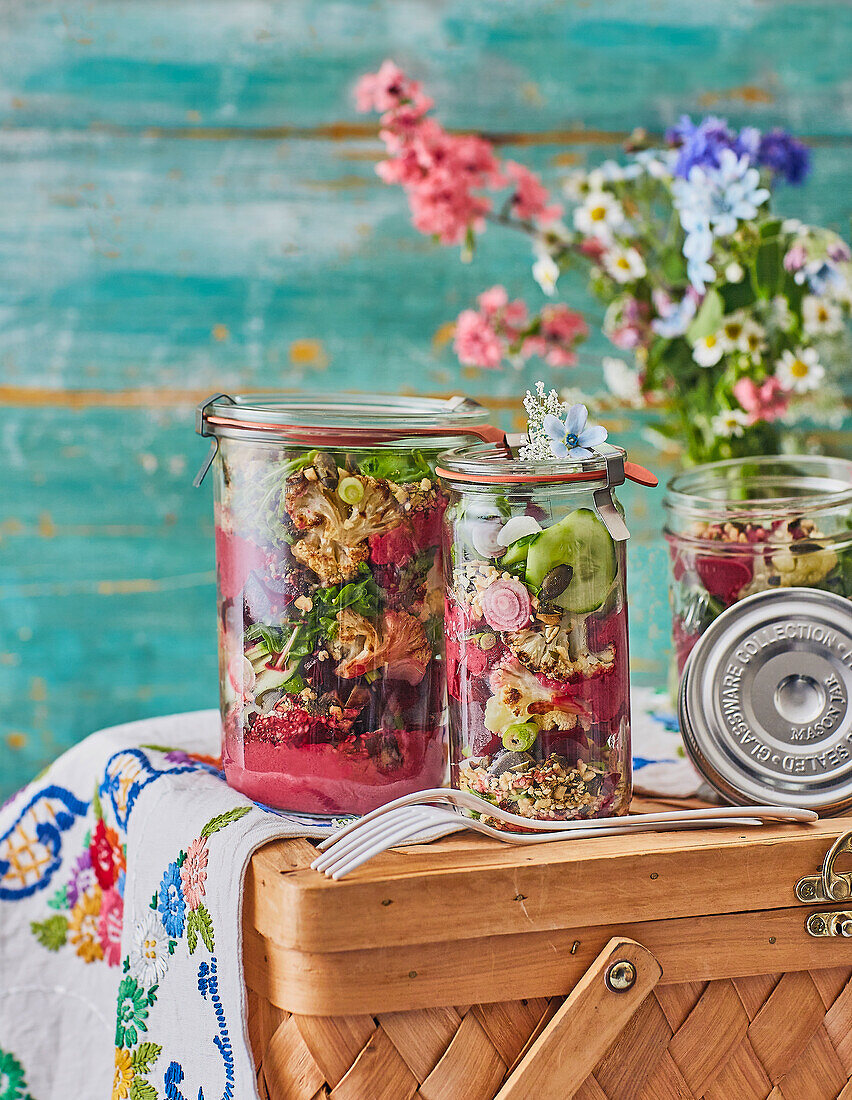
[695,554,753,605]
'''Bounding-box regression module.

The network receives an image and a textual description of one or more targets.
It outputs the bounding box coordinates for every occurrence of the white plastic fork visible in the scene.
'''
[313,803,767,880]
[315,787,817,854]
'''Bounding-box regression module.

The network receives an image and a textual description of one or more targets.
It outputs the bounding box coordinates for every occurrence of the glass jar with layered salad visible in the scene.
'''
[196,393,498,816]
[665,455,852,678]
[437,443,650,826]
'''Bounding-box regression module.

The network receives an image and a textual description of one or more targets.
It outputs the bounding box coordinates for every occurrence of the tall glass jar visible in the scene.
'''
[665,455,852,677]
[437,444,647,826]
[196,393,499,816]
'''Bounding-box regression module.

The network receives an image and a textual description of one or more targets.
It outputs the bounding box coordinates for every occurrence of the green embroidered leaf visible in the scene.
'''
[30,915,68,951]
[200,806,251,839]
[131,1043,162,1074]
[177,849,187,867]
[196,904,215,953]
[168,940,176,955]
[92,782,104,821]
[186,910,199,955]
[150,892,158,911]
[139,743,179,753]
[47,884,68,911]
[129,1077,158,1100]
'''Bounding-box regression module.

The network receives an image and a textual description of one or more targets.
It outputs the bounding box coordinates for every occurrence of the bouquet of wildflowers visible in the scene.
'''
[356,62,851,463]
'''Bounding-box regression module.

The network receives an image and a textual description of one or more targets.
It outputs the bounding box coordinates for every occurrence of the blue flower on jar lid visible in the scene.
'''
[543,404,608,460]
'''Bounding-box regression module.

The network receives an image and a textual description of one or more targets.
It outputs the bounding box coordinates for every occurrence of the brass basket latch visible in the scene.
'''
[797,830,852,937]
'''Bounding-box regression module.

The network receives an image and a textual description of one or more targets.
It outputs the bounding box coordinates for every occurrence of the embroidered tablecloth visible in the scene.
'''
[0,691,698,1100]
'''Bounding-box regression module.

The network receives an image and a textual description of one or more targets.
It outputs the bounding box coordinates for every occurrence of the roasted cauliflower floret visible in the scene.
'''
[506,615,615,680]
[286,471,402,585]
[771,542,837,587]
[484,657,585,734]
[331,608,431,685]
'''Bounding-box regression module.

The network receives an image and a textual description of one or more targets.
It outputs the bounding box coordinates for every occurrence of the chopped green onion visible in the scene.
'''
[337,476,365,505]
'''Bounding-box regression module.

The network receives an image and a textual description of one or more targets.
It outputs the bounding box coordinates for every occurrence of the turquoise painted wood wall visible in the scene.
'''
[2,0,851,799]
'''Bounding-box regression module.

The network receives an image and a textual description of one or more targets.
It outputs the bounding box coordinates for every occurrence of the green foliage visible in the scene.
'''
[130,1078,157,1100]
[131,1043,162,1075]
[30,915,68,951]
[186,904,215,954]
[199,805,251,839]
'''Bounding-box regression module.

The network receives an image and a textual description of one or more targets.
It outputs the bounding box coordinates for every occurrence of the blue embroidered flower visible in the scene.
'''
[158,862,186,938]
[757,129,811,185]
[543,405,607,460]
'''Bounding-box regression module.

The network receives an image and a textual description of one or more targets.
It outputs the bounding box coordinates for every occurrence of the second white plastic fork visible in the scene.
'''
[314,804,766,880]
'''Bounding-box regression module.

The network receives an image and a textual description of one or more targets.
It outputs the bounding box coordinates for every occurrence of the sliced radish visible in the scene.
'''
[481,579,532,631]
[497,515,542,547]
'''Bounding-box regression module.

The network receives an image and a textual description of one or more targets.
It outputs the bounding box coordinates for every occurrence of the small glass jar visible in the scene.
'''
[437,444,646,826]
[196,392,499,816]
[665,455,852,677]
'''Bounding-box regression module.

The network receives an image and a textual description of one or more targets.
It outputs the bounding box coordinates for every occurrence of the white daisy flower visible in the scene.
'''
[563,169,591,202]
[802,295,843,335]
[775,347,825,393]
[128,912,171,986]
[573,190,625,242]
[717,312,748,352]
[692,332,725,367]
[739,319,767,358]
[532,252,559,296]
[603,246,646,284]
[711,408,750,438]
[602,357,642,404]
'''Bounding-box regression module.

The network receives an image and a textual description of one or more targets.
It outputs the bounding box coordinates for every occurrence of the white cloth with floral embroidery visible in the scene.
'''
[0,693,699,1100]
[0,710,334,1100]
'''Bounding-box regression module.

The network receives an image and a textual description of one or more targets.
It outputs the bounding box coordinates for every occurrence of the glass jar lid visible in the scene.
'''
[679,587,852,813]
[198,392,492,438]
[436,440,658,488]
[665,455,852,525]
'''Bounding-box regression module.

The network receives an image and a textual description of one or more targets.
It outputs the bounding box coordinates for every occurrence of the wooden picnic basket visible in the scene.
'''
[243,796,852,1100]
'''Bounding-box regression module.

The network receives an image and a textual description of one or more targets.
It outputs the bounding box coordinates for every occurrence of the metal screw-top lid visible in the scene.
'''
[679,588,852,813]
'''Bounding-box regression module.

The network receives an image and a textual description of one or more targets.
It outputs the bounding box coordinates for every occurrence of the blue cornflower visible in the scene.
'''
[796,259,845,296]
[757,129,811,185]
[672,149,769,291]
[543,405,607,460]
[158,861,186,938]
[667,115,759,178]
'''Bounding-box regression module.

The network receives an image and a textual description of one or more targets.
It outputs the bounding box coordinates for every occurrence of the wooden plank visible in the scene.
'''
[5,1,852,136]
[495,938,661,1100]
[248,819,848,952]
[243,904,852,1016]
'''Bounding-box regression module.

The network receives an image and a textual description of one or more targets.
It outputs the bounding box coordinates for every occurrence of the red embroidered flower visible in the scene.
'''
[98,887,124,967]
[90,819,125,890]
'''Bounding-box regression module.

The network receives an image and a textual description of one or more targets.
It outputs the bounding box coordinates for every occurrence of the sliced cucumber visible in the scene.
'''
[525,509,616,614]
[254,664,301,697]
[499,535,534,568]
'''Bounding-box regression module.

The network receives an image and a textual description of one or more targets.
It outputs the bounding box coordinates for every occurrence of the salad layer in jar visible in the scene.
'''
[442,488,631,827]
[665,456,852,676]
[215,439,449,815]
